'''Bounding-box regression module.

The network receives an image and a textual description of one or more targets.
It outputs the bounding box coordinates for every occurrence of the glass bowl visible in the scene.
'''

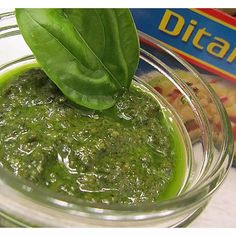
[0,11,234,227]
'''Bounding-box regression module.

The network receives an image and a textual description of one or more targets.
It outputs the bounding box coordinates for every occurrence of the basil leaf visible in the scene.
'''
[15,9,139,110]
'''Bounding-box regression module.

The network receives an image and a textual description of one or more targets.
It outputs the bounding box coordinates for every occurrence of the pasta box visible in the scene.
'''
[131,8,236,166]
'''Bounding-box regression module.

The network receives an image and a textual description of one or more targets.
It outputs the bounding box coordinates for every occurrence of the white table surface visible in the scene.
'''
[189,167,236,228]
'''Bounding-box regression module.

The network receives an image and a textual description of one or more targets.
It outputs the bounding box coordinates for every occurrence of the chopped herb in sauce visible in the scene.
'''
[0,67,186,205]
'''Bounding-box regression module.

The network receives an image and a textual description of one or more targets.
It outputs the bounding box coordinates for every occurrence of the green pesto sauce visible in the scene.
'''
[0,66,186,205]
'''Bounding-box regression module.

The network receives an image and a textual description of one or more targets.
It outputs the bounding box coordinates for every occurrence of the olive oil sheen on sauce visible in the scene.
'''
[0,65,187,205]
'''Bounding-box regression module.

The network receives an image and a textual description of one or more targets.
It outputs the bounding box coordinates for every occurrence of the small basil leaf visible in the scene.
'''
[15,9,139,110]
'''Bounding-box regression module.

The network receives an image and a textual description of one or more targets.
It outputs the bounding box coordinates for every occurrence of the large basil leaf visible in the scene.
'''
[15,9,139,110]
